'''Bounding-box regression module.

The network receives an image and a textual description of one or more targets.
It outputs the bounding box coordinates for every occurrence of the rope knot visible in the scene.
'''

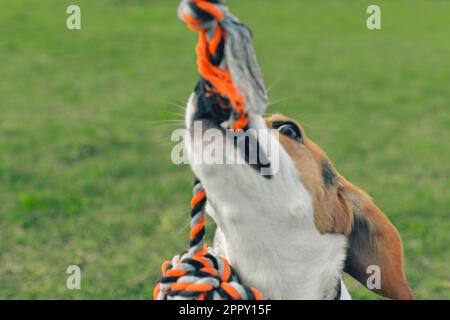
[153,247,263,300]
[177,0,268,123]
[178,0,227,31]
[153,181,264,300]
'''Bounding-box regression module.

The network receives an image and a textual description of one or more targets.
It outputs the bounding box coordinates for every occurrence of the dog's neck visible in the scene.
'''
[204,175,348,300]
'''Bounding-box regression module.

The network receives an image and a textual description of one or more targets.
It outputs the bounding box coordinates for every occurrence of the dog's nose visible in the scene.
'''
[193,80,232,126]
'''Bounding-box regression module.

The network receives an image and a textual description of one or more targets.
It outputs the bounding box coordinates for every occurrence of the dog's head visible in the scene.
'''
[184,89,414,300]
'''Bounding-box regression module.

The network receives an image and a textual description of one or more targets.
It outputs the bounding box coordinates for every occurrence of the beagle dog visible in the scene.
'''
[183,85,414,300]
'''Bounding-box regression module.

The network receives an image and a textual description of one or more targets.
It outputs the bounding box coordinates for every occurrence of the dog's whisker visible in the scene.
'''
[144,119,185,124]
[154,125,184,131]
[167,111,186,119]
[267,97,291,107]
[145,119,185,122]
[163,100,187,111]
[266,72,285,93]
[175,218,192,238]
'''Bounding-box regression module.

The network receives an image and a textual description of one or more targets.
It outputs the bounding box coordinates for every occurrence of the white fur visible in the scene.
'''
[185,94,351,300]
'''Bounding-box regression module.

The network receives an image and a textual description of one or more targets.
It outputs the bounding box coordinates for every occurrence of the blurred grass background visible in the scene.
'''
[0,0,449,299]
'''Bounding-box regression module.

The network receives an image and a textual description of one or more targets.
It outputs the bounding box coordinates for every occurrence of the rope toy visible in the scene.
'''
[153,181,263,300]
[153,0,268,300]
[177,0,267,130]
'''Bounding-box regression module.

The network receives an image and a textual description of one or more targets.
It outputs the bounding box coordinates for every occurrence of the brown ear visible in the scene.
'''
[340,178,415,300]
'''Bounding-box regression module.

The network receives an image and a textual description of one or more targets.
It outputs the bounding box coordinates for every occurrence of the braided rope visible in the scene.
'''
[153,181,264,300]
[177,0,267,130]
[153,0,267,300]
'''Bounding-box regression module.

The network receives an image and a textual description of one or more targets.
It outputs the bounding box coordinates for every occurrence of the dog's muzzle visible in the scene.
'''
[193,79,233,128]
[191,79,273,178]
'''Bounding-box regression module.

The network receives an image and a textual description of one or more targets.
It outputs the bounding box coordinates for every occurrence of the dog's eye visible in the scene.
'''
[278,124,299,140]
[273,121,303,143]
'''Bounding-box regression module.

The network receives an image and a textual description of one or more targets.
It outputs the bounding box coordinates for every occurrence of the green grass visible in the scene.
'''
[0,0,449,299]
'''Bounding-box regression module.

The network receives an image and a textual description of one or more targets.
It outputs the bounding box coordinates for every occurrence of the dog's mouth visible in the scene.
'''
[188,80,273,177]
[192,80,235,130]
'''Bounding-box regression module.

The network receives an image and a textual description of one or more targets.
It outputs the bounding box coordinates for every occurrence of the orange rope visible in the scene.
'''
[153,0,263,301]
[182,0,248,130]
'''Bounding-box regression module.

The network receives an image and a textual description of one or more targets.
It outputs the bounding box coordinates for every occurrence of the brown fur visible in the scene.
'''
[266,114,414,300]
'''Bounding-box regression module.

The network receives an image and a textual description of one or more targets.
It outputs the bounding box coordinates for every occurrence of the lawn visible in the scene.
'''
[0,0,449,299]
